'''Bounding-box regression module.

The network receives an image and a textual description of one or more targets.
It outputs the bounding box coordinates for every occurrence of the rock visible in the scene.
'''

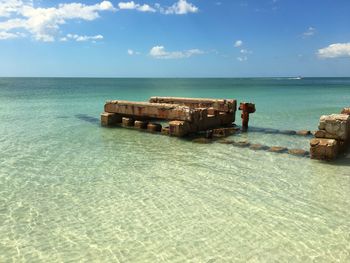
[318,114,350,141]
[268,146,288,153]
[122,117,134,126]
[341,107,350,115]
[280,130,297,135]
[310,138,339,160]
[296,130,311,136]
[134,120,148,129]
[147,123,162,132]
[217,139,234,144]
[249,144,268,150]
[314,130,326,138]
[288,149,309,156]
[212,127,237,137]
[234,141,250,147]
[192,138,212,144]
[265,128,279,134]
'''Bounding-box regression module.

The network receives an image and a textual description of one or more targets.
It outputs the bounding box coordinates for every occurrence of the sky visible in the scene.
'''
[0,0,350,77]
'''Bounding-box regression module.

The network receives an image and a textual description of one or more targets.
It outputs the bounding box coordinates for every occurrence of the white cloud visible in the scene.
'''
[127,48,141,55]
[149,45,203,59]
[303,27,316,37]
[118,0,198,14]
[0,1,115,41]
[162,0,198,15]
[240,49,252,54]
[61,33,103,42]
[317,43,350,58]
[118,1,155,12]
[237,56,247,62]
[234,40,243,47]
[0,30,24,39]
[0,0,199,42]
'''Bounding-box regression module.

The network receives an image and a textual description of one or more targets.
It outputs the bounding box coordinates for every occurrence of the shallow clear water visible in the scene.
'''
[0,78,349,262]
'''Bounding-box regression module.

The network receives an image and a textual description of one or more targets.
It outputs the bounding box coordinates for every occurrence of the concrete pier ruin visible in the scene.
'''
[310,108,350,161]
[101,97,240,137]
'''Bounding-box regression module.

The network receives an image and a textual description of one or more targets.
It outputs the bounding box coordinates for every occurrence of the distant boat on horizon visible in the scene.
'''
[288,76,303,80]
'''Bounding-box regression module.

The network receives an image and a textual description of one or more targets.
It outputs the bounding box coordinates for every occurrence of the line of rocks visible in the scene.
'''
[209,139,310,157]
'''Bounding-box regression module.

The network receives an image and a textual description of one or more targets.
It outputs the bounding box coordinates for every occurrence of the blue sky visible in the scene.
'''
[0,0,349,77]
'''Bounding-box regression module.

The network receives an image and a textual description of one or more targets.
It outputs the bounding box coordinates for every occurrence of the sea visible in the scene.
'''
[0,78,349,262]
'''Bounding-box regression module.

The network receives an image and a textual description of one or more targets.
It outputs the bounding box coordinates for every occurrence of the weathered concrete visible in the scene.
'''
[102,97,252,137]
[122,117,134,126]
[134,120,148,129]
[169,121,190,137]
[310,138,339,161]
[105,101,203,122]
[149,97,236,113]
[147,123,162,132]
[100,112,122,126]
[239,102,256,131]
[341,107,350,115]
[161,127,170,135]
[318,114,350,141]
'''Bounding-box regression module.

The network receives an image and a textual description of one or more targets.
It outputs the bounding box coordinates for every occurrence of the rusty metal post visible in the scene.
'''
[239,102,256,131]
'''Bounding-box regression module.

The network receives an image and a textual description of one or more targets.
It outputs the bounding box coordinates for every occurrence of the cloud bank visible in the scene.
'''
[0,0,199,42]
[318,43,350,58]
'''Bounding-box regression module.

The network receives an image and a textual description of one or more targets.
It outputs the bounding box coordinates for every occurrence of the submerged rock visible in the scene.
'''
[217,139,235,144]
[296,130,311,136]
[192,138,212,144]
[265,128,279,134]
[280,130,297,135]
[288,149,309,156]
[249,144,268,151]
[234,141,250,147]
[268,146,288,153]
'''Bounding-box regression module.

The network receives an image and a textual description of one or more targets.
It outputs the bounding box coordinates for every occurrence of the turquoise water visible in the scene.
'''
[0,78,350,262]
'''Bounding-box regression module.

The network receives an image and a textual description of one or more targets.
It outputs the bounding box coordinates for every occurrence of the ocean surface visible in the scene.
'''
[0,78,349,262]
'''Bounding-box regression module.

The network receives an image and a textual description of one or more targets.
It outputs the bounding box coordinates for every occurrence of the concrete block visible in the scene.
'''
[134,120,148,129]
[147,123,162,132]
[310,138,339,160]
[161,127,170,135]
[149,97,237,113]
[169,120,191,137]
[100,112,122,126]
[318,114,350,141]
[341,107,350,115]
[122,117,134,126]
[105,101,203,122]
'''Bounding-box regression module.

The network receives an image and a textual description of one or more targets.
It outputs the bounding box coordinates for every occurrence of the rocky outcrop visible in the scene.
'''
[318,114,350,141]
[310,138,339,161]
[310,112,350,161]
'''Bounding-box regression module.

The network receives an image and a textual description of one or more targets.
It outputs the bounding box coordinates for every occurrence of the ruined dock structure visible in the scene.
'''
[310,107,350,161]
[101,97,255,137]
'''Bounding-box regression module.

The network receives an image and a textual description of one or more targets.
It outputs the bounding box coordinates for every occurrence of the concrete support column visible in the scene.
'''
[101,112,122,126]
